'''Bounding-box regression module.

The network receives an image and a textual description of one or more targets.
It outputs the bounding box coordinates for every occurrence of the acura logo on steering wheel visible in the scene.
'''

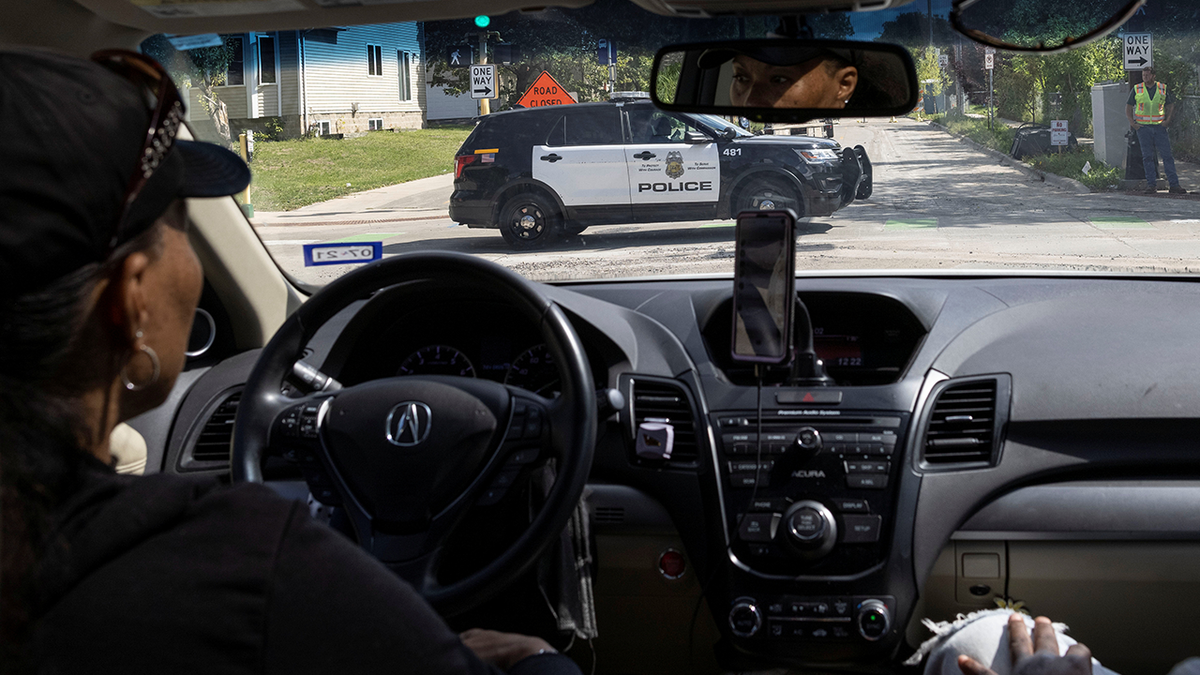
[386,401,433,447]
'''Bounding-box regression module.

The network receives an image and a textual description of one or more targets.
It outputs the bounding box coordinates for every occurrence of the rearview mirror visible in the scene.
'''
[651,39,920,124]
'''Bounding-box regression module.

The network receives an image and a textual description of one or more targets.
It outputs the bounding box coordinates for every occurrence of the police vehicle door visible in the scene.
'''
[531,107,631,220]
[623,108,720,217]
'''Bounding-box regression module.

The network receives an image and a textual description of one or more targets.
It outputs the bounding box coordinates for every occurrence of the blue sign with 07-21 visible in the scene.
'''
[303,242,383,266]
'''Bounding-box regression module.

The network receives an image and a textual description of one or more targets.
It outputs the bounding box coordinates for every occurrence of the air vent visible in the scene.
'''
[923,379,999,465]
[189,391,242,464]
[594,506,625,524]
[631,379,698,463]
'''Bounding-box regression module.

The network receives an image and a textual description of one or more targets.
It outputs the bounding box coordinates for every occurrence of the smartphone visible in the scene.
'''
[730,209,795,364]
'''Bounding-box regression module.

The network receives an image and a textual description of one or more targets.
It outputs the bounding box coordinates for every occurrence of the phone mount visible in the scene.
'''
[788,298,835,387]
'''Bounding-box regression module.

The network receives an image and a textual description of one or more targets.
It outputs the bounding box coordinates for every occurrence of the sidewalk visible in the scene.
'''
[250,172,453,228]
[959,112,1200,191]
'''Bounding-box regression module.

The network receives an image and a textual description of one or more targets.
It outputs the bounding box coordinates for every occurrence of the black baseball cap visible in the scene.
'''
[698,45,854,69]
[0,49,251,297]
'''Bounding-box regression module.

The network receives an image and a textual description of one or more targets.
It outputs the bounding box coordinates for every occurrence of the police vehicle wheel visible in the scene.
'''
[499,193,558,249]
[735,175,803,216]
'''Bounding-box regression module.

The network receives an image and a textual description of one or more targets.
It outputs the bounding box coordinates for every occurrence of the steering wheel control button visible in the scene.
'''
[476,487,506,506]
[506,448,539,465]
[847,474,888,489]
[833,498,869,513]
[520,406,543,439]
[856,600,891,641]
[728,599,763,637]
[841,515,882,543]
[738,513,779,542]
[490,468,521,488]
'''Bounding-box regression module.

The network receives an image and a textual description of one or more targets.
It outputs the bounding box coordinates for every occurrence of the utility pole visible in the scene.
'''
[927,0,933,48]
[477,31,489,116]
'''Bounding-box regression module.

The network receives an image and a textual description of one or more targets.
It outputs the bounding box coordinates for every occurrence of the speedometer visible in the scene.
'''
[504,344,559,396]
[397,345,476,378]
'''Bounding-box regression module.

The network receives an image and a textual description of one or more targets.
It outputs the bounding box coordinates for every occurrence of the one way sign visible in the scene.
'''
[470,64,496,99]
[1124,33,1152,70]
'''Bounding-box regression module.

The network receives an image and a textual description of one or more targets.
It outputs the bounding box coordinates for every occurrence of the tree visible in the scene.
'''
[875,11,957,50]
[142,35,239,145]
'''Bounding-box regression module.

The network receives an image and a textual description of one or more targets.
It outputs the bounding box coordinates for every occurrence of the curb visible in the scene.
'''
[927,121,1092,194]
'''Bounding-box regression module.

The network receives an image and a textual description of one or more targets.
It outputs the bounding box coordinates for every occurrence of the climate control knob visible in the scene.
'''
[781,500,837,560]
[728,598,763,637]
[856,599,891,641]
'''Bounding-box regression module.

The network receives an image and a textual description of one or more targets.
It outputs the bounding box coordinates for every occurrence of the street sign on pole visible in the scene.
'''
[447,45,471,67]
[984,53,994,70]
[1123,33,1152,70]
[938,54,949,68]
[597,39,616,65]
[1050,120,1069,146]
[985,47,996,55]
[470,64,496,99]
[516,71,576,108]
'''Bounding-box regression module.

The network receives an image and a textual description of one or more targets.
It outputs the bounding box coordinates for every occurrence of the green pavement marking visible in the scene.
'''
[326,233,401,243]
[1090,217,1151,229]
[700,222,737,229]
[884,218,938,230]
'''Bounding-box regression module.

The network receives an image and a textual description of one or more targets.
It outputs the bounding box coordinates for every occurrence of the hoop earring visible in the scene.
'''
[122,341,161,392]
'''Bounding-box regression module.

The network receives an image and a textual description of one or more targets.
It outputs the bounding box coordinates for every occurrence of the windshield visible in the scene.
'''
[143,0,1200,285]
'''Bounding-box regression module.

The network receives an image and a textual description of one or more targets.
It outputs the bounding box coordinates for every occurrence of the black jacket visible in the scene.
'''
[31,464,580,675]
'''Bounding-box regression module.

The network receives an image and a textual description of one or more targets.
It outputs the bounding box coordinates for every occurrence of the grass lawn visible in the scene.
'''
[247,125,473,211]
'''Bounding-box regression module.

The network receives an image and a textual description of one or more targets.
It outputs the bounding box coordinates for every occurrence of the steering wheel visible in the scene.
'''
[231,252,597,616]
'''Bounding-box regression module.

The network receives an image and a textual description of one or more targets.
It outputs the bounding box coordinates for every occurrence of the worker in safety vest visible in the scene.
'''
[1126,66,1186,194]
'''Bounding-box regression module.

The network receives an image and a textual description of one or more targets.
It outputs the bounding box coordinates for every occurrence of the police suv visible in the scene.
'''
[450,97,872,248]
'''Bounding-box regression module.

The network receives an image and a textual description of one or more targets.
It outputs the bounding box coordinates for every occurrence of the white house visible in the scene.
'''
[188,23,426,139]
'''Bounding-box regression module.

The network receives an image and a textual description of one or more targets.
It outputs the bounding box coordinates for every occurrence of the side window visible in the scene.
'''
[398,51,412,101]
[545,115,566,147]
[626,108,690,144]
[258,34,276,85]
[225,36,244,86]
[367,44,383,76]
[562,107,622,146]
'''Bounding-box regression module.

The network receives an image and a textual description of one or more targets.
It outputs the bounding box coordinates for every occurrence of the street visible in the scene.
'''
[252,117,1200,286]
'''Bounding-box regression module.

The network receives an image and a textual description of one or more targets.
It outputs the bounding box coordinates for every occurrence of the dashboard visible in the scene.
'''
[138,273,1200,675]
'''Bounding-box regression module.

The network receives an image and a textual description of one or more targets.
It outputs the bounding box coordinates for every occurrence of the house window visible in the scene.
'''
[398,51,411,101]
[258,34,276,84]
[368,118,384,131]
[367,44,383,76]
[314,121,331,136]
[225,36,244,86]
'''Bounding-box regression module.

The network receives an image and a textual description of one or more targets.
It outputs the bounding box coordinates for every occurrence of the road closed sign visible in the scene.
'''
[516,71,576,108]
[1124,33,1152,70]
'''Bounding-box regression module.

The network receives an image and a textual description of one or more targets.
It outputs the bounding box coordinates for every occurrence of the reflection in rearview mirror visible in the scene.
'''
[652,39,919,123]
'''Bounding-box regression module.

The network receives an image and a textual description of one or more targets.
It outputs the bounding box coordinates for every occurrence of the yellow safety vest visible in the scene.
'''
[1134,82,1167,124]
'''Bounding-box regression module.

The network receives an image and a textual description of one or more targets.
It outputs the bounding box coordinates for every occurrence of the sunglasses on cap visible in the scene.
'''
[89,49,185,250]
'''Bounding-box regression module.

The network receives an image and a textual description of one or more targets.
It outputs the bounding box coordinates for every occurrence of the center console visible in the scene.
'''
[709,406,911,661]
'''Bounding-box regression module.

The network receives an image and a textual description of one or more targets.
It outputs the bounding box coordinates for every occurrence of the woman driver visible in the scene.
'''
[0,49,579,675]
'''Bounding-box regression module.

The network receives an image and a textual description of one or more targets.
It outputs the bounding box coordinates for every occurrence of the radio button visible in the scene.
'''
[750,497,790,512]
[847,474,889,489]
[738,513,778,542]
[730,471,767,488]
[833,498,869,513]
[842,515,882,543]
[723,432,757,444]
